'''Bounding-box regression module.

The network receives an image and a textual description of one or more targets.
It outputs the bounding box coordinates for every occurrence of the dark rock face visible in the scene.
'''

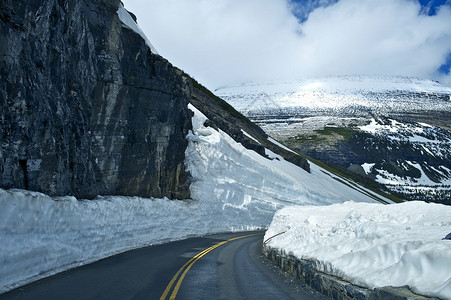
[0,0,191,199]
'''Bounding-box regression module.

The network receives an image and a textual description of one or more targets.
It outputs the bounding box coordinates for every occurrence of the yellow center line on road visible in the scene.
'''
[159,233,264,300]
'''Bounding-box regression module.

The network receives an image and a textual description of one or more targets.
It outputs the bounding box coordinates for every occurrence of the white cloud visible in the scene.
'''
[297,0,451,78]
[122,0,451,89]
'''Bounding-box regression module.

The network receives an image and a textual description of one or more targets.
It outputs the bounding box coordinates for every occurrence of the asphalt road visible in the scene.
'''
[1,231,329,300]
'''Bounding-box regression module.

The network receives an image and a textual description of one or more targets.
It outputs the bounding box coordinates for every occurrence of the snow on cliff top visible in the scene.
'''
[264,201,451,299]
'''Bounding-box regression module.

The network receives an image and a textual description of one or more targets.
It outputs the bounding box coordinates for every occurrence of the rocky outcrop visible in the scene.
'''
[0,0,191,199]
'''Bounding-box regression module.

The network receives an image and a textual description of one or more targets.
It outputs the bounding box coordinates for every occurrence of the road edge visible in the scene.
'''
[262,245,439,300]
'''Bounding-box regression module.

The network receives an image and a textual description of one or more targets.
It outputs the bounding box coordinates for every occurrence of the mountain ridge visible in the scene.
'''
[217,76,451,204]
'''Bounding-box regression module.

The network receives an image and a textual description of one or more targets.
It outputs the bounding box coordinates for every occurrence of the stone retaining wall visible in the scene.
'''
[263,246,438,300]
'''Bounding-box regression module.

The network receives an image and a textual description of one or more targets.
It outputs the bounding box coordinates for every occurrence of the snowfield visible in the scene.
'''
[264,201,451,299]
[216,76,451,114]
[0,104,382,293]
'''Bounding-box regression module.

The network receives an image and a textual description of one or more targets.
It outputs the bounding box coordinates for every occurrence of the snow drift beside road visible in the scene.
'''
[265,201,451,299]
[0,189,229,293]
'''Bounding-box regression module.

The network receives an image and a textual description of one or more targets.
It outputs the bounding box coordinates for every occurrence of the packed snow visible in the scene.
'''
[0,189,238,293]
[264,201,451,299]
[0,103,384,293]
[185,103,382,209]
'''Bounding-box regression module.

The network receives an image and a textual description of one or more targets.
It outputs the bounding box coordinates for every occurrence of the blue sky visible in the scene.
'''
[123,0,451,88]
[290,0,450,18]
[417,0,451,74]
[289,0,339,21]
[418,0,451,15]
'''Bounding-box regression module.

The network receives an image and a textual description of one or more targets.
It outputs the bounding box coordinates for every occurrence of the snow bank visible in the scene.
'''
[265,201,451,299]
[117,4,159,54]
[0,103,381,293]
[186,103,379,210]
[0,189,257,293]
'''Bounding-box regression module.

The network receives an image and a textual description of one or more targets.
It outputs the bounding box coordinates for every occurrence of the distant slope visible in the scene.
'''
[216,76,451,204]
[216,76,451,127]
[0,0,310,200]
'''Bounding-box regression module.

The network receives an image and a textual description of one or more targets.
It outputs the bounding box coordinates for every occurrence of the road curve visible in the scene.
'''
[1,231,328,300]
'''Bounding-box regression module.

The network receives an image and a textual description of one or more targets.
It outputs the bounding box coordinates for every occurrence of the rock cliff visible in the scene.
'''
[0,0,310,199]
[0,0,192,199]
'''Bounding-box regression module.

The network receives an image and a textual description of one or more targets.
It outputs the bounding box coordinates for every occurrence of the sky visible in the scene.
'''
[122,0,451,89]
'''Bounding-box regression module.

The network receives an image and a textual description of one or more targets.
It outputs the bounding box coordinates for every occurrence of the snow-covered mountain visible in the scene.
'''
[216,76,451,204]
[216,76,451,119]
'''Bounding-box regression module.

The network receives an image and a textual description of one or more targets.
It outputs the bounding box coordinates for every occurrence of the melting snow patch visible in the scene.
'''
[361,163,375,175]
[405,161,437,185]
[359,118,379,133]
